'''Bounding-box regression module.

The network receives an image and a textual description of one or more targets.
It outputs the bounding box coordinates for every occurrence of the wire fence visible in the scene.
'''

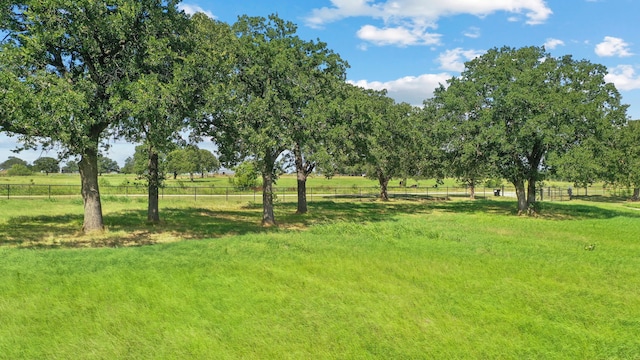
[1,183,636,202]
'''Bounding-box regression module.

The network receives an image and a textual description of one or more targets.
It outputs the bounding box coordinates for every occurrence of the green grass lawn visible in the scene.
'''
[0,172,489,188]
[1,196,639,358]
[0,172,384,187]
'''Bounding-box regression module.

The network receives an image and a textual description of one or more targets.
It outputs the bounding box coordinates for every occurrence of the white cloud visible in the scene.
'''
[605,65,640,91]
[543,38,565,50]
[463,27,481,39]
[436,48,484,72]
[595,36,633,57]
[356,25,441,46]
[348,73,452,106]
[177,3,216,19]
[306,0,551,47]
[308,0,551,26]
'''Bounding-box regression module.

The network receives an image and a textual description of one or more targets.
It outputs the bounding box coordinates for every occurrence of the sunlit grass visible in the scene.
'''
[1,197,639,358]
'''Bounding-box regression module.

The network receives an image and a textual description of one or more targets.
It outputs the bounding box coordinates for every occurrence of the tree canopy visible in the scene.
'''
[166,147,220,180]
[430,46,628,213]
[1,3,636,226]
[32,157,60,174]
[0,0,189,232]
[0,156,28,171]
[202,14,347,225]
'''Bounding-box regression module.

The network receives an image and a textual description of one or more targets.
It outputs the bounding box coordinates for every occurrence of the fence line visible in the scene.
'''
[1,183,636,202]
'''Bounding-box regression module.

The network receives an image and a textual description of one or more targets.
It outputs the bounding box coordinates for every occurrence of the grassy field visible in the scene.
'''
[1,189,640,358]
[0,173,386,187]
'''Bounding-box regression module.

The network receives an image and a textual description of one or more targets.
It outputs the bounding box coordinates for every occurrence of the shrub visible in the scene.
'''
[484,178,504,188]
[7,164,32,176]
[99,177,111,187]
[230,161,259,190]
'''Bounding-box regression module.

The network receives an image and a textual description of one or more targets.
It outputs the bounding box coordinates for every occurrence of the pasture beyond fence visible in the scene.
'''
[1,183,636,202]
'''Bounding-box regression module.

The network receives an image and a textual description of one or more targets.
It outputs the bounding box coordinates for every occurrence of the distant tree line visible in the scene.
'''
[1,1,638,232]
[120,145,220,180]
[0,155,121,175]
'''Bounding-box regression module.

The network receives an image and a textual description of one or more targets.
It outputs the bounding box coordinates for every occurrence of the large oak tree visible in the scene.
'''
[431,46,628,214]
[0,0,186,231]
[204,14,346,225]
[114,12,232,222]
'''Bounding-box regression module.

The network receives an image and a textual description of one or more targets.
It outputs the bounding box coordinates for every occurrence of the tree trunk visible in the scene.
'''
[296,176,308,214]
[293,142,315,214]
[262,169,276,226]
[469,180,475,200]
[78,150,104,233]
[527,178,537,207]
[514,179,528,215]
[378,171,390,201]
[632,188,639,201]
[147,149,160,223]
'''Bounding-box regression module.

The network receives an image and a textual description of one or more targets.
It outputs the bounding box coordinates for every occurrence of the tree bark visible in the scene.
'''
[632,188,639,201]
[527,178,537,207]
[525,142,544,214]
[78,149,104,233]
[262,169,276,226]
[147,149,160,223]
[378,170,390,201]
[293,142,315,214]
[296,176,308,214]
[514,179,528,215]
[260,150,278,226]
[469,180,476,200]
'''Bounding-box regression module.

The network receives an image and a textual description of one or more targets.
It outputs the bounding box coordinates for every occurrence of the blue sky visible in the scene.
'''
[3,0,640,166]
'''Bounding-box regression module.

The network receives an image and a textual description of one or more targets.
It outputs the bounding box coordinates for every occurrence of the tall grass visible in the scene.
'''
[1,198,639,358]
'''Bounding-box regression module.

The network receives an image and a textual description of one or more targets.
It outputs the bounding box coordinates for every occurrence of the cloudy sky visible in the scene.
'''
[3,0,640,166]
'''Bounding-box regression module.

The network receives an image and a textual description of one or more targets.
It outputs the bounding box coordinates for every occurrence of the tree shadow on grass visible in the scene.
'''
[0,199,438,248]
[570,194,635,204]
[276,199,436,227]
[429,199,640,220]
[0,207,268,249]
[2,197,638,249]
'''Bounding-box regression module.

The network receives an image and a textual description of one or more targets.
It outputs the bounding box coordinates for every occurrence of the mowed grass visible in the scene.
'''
[0,173,384,187]
[1,197,640,358]
[0,172,459,188]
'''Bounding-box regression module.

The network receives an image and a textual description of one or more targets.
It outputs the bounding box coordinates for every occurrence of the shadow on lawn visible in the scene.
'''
[430,198,640,220]
[1,197,637,249]
[0,207,267,248]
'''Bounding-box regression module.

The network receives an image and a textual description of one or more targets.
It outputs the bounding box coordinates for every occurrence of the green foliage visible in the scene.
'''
[230,161,259,190]
[98,155,120,174]
[127,145,156,177]
[166,147,220,179]
[204,13,347,224]
[120,157,135,174]
[61,160,79,173]
[0,0,196,232]
[325,84,438,200]
[196,148,221,175]
[611,120,640,191]
[0,156,28,171]
[6,164,32,176]
[32,157,59,174]
[430,46,628,213]
[98,177,111,187]
[484,178,504,188]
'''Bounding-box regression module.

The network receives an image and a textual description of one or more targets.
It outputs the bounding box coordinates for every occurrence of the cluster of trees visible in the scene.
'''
[0,155,120,175]
[1,1,638,233]
[121,145,220,180]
